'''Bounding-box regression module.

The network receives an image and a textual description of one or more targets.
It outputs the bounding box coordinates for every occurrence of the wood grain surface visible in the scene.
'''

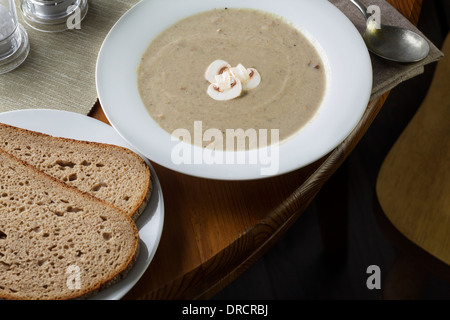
[376,33,450,266]
[89,0,423,300]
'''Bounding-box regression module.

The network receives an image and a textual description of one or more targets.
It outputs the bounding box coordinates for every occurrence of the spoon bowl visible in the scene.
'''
[351,0,430,63]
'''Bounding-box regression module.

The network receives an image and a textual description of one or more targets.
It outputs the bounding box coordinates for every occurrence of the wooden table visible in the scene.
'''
[89,0,423,300]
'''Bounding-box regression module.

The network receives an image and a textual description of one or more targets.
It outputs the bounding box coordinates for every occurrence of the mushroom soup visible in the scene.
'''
[137,8,327,151]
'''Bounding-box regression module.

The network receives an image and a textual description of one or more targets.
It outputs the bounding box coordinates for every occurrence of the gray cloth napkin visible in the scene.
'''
[330,0,444,100]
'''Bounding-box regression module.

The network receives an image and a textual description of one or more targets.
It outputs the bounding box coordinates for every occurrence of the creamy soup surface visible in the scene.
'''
[138,8,326,150]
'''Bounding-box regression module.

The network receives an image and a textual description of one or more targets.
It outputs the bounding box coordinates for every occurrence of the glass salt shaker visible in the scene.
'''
[0,0,30,74]
[20,0,88,32]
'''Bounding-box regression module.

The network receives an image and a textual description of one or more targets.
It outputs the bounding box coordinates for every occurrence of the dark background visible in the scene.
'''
[213,0,450,300]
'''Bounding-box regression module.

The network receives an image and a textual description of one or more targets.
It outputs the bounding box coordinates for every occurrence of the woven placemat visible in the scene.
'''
[0,0,139,115]
[0,0,443,115]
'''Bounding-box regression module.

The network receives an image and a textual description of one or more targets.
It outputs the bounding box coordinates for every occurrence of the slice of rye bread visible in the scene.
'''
[0,149,139,300]
[0,123,151,221]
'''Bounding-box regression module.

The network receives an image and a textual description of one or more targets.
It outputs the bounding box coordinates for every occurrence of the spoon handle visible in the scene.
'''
[350,0,371,20]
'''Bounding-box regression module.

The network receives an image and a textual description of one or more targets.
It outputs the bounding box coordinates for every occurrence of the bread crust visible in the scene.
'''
[0,123,152,220]
[0,150,140,300]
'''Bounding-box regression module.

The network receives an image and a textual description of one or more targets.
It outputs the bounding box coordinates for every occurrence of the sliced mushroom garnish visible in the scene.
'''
[205,61,261,101]
[230,64,261,90]
[205,59,231,84]
[214,71,233,91]
[207,74,243,101]
[242,68,261,90]
[230,64,251,83]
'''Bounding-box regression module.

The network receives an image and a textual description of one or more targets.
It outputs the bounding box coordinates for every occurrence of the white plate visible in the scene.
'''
[0,109,165,300]
[97,0,372,181]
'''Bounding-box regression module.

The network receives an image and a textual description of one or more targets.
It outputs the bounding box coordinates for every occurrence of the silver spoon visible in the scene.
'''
[350,0,430,63]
